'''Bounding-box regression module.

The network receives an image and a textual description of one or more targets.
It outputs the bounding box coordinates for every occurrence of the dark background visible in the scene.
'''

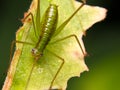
[0,0,120,90]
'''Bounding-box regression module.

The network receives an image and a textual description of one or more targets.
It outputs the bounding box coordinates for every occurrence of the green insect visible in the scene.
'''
[11,0,86,89]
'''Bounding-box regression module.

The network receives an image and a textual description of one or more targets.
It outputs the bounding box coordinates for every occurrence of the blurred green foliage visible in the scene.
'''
[0,0,119,90]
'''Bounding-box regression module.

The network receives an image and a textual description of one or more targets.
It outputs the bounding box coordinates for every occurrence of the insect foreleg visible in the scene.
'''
[46,49,65,90]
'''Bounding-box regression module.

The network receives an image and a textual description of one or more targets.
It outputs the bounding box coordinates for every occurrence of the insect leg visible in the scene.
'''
[22,12,38,39]
[36,0,41,35]
[46,49,65,90]
[9,40,34,90]
[52,0,86,37]
[24,59,38,90]
[50,34,86,56]
[1,40,33,90]
[0,73,6,89]
[10,40,34,62]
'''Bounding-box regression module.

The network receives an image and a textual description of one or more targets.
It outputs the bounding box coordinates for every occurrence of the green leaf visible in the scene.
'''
[2,0,107,90]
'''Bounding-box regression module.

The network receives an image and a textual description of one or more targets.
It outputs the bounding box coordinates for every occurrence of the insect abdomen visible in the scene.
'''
[36,4,58,52]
